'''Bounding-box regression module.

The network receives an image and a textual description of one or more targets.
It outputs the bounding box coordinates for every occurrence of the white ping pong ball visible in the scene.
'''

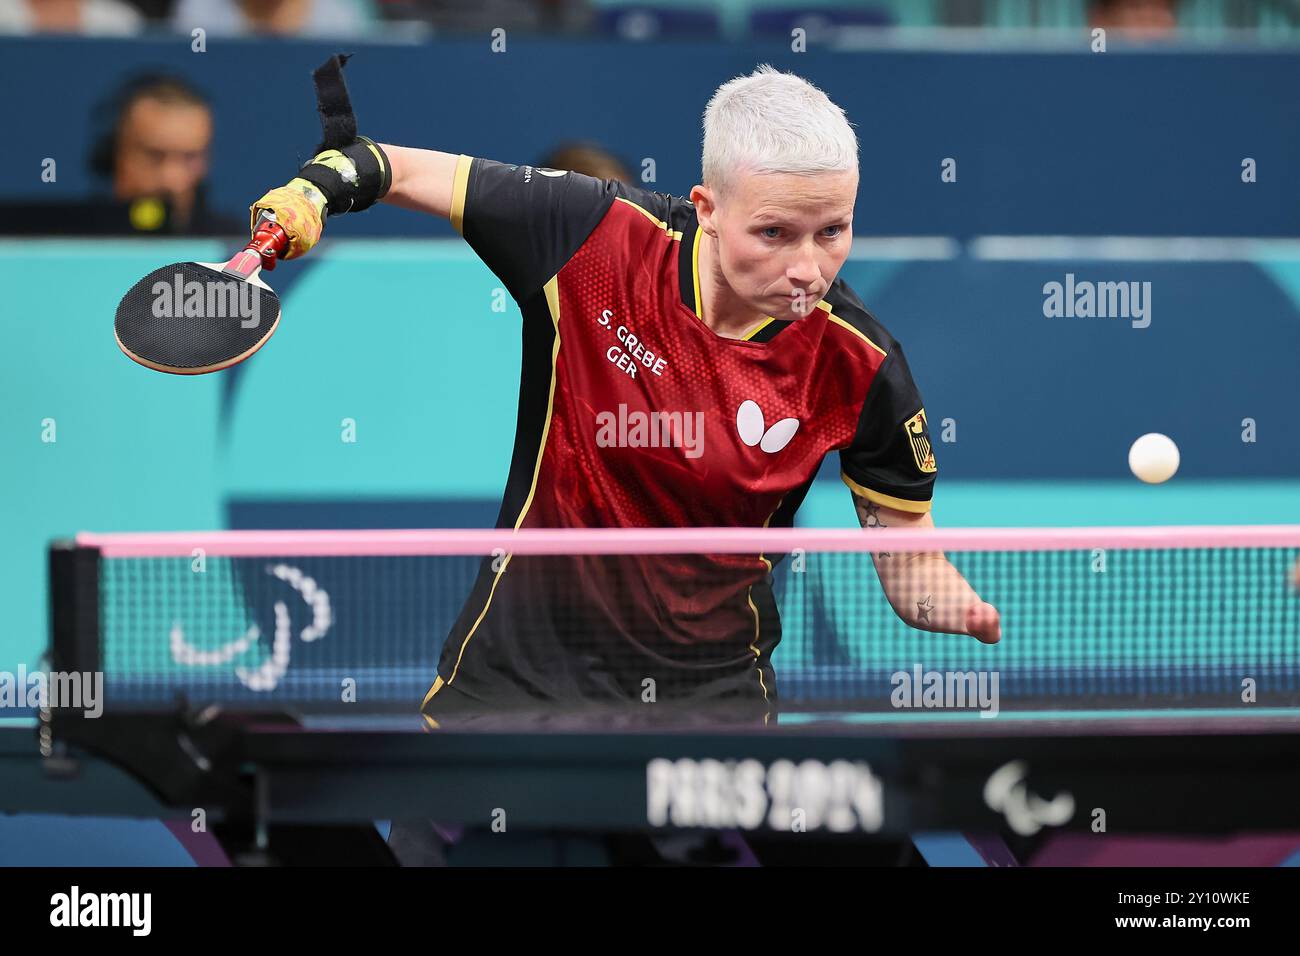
[1129,432,1180,484]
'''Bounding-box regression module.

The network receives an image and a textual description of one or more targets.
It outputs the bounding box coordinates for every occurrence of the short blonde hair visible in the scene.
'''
[701,63,859,201]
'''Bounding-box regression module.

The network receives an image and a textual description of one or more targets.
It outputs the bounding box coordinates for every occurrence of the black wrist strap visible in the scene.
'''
[306,53,391,214]
[313,53,358,152]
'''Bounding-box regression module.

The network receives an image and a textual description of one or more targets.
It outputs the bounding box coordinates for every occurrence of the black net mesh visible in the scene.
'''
[85,543,1300,714]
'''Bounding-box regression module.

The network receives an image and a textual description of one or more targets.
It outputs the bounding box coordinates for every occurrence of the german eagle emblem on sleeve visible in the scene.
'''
[904,409,937,474]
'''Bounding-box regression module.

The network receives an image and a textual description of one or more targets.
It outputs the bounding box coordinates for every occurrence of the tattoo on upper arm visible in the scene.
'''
[853,495,892,559]
[916,594,934,623]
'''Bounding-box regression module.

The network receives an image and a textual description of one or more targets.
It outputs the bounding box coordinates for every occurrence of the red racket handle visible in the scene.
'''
[223,211,290,279]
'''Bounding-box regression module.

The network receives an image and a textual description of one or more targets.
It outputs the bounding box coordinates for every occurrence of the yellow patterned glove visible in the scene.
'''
[248,179,329,260]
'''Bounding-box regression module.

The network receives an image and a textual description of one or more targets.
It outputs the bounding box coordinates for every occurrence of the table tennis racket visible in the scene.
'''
[114,211,290,374]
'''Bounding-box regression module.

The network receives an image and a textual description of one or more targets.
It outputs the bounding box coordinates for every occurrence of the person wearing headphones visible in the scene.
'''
[90,73,243,236]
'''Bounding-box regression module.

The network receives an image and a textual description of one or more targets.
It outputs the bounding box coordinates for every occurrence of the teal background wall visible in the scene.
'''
[4,237,1300,676]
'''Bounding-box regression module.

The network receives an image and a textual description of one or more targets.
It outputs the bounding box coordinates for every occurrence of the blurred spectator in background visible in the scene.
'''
[1089,0,1177,37]
[377,0,590,33]
[0,0,142,34]
[539,141,633,184]
[129,0,173,20]
[91,73,242,234]
[172,0,376,36]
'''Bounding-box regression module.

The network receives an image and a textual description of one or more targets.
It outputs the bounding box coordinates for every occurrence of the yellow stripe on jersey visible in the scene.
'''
[450,154,473,235]
[840,471,933,514]
[420,674,445,711]
[692,225,704,319]
[614,197,684,241]
[511,276,565,530]
[825,310,888,357]
[745,497,787,718]
[427,275,565,696]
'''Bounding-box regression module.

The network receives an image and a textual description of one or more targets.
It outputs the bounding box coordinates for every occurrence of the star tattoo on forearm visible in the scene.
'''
[916,594,934,623]
[854,497,892,559]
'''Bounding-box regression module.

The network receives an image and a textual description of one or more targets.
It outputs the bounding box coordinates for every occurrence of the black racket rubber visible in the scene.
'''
[115,262,281,373]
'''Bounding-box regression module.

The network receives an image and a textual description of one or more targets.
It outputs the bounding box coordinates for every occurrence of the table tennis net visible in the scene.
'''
[52,527,1300,714]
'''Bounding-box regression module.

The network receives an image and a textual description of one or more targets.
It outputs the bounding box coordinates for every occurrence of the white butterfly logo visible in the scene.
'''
[735,400,800,453]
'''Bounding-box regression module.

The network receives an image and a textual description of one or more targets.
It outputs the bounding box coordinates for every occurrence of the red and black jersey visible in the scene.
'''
[423,157,937,719]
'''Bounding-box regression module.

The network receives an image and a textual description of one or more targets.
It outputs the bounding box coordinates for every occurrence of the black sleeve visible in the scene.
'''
[451,156,618,301]
[839,344,937,513]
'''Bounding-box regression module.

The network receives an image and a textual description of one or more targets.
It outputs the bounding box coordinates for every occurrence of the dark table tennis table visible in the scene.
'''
[9,532,1299,865]
[4,707,1300,865]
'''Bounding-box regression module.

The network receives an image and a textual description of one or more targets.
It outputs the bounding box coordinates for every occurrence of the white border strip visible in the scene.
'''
[830,26,1300,54]
[969,236,1300,261]
[848,237,961,260]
